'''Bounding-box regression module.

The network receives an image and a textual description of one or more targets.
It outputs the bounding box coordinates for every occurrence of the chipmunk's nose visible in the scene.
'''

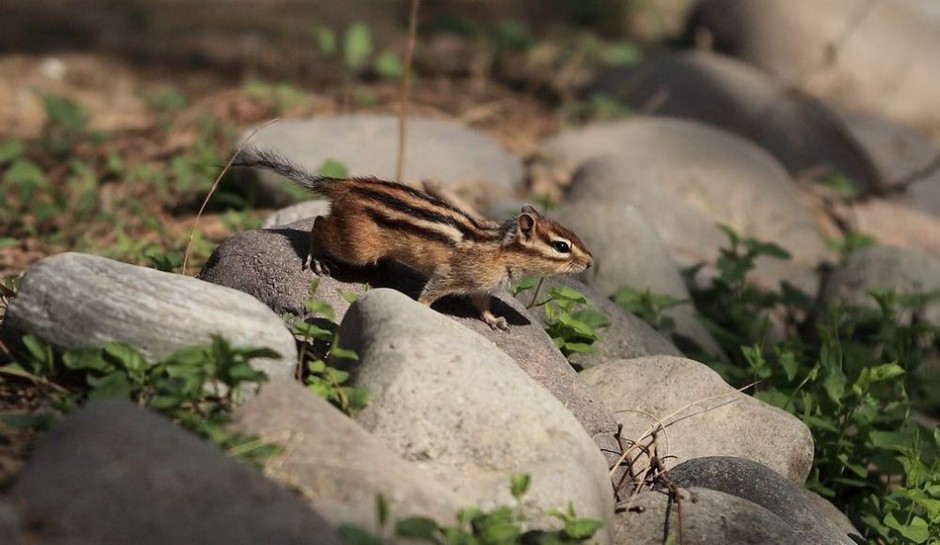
[585,255,594,269]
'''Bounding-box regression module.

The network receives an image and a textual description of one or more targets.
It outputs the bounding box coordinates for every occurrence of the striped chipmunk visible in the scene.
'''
[232,147,594,331]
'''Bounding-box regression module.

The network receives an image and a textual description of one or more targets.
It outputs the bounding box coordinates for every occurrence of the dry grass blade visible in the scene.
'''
[395,0,421,182]
[608,380,759,479]
[181,117,280,276]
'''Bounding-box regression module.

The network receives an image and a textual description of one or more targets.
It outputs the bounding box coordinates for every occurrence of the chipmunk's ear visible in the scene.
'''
[517,207,538,240]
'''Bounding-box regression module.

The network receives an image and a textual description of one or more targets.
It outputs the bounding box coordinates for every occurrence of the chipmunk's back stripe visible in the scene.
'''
[365,208,457,246]
[352,186,500,242]
[356,178,495,233]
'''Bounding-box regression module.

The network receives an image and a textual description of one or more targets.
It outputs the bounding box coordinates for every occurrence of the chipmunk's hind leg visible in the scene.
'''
[305,216,338,275]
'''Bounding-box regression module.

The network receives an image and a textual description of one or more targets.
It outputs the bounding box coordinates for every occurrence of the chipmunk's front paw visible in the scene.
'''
[484,314,509,332]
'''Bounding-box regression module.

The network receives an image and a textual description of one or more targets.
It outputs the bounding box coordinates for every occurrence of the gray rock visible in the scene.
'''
[198,218,377,318]
[663,456,855,544]
[8,400,344,545]
[581,356,814,484]
[1,252,296,382]
[584,53,882,192]
[260,199,332,229]
[802,489,864,543]
[687,0,940,128]
[237,115,524,206]
[514,276,683,370]
[852,199,940,261]
[231,380,462,530]
[837,109,940,218]
[0,499,21,545]
[821,245,940,325]
[614,487,805,545]
[555,201,724,358]
[334,289,615,534]
[199,218,623,465]
[556,123,830,270]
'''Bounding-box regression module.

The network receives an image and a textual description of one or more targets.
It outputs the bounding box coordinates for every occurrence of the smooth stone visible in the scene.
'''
[1,252,296,382]
[852,199,940,260]
[663,456,855,544]
[687,0,940,128]
[231,380,462,530]
[583,53,882,192]
[334,289,615,535]
[8,400,343,545]
[260,199,332,229]
[581,356,814,484]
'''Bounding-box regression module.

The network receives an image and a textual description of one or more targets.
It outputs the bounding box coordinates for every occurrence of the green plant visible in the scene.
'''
[513,279,609,359]
[0,335,277,460]
[679,225,940,544]
[339,475,605,545]
[37,92,90,158]
[610,286,683,335]
[289,279,369,416]
[312,21,404,83]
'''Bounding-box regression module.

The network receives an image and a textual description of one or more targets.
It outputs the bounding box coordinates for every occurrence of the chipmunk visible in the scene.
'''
[232,147,594,330]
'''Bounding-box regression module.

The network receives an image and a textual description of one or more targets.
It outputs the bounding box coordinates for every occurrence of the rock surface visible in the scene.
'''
[237,115,524,206]
[231,380,462,530]
[663,456,855,544]
[821,245,940,325]
[260,199,332,229]
[614,487,806,545]
[8,400,343,545]
[555,201,723,357]
[584,53,882,192]
[2,252,297,381]
[687,0,940,127]
[581,356,814,484]
[334,289,615,533]
[516,276,683,370]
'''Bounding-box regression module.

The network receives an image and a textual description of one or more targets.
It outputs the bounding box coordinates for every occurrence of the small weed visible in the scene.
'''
[0,335,277,461]
[514,279,610,359]
[611,286,683,335]
[676,225,940,544]
[289,279,369,416]
[340,474,605,545]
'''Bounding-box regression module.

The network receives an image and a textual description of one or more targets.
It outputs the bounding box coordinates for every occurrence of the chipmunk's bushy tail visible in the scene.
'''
[231,146,340,195]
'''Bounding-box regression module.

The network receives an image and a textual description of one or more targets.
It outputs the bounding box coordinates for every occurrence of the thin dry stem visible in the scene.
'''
[608,381,758,479]
[395,0,421,182]
[181,118,280,275]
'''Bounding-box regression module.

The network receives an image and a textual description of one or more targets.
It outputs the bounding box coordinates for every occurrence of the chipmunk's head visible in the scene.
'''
[503,205,593,276]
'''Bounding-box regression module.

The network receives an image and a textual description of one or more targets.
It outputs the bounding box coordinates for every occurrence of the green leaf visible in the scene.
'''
[330,343,359,361]
[571,308,610,330]
[313,26,338,56]
[337,289,360,304]
[317,158,349,178]
[87,371,134,400]
[374,51,404,80]
[343,22,373,73]
[337,524,383,545]
[6,159,49,188]
[104,342,149,375]
[884,511,929,543]
[564,518,605,540]
[0,140,24,164]
[510,473,531,499]
[396,516,439,539]
[0,412,55,431]
[548,286,589,304]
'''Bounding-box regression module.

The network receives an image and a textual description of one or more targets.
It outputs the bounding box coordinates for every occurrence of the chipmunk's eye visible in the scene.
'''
[551,240,571,253]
